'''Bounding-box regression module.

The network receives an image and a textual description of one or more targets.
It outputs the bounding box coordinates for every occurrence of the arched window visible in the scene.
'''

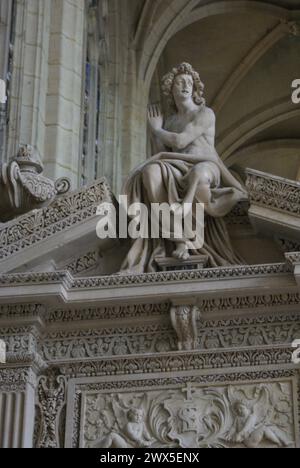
[80,0,108,186]
[0,0,16,163]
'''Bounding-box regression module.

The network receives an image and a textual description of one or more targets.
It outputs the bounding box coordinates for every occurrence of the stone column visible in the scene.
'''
[44,0,85,188]
[0,0,13,163]
[0,0,13,80]
[0,369,36,448]
[7,0,51,163]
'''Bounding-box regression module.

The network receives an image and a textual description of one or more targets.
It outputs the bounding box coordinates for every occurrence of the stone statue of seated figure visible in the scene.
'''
[120,63,248,274]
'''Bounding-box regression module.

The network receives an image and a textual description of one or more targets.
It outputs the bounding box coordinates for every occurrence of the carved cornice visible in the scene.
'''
[1,263,288,288]
[246,169,300,217]
[71,264,291,288]
[0,178,112,262]
[58,346,295,378]
[0,263,294,307]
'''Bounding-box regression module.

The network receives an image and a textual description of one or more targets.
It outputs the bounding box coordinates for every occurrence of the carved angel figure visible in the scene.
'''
[226,387,293,448]
[94,404,154,449]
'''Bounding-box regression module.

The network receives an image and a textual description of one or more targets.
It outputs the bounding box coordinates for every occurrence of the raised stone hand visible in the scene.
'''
[148,104,163,132]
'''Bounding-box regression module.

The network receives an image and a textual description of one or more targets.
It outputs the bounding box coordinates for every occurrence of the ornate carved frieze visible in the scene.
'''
[42,324,177,361]
[198,292,300,314]
[0,328,37,355]
[0,177,112,262]
[45,293,300,326]
[32,312,300,360]
[0,303,45,318]
[59,346,295,379]
[74,378,299,448]
[65,250,100,275]
[47,302,170,323]
[193,312,300,353]
[0,263,290,288]
[246,169,300,217]
[246,169,300,243]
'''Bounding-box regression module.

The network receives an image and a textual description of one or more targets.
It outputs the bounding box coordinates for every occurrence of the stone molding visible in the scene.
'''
[246,169,300,217]
[0,178,112,264]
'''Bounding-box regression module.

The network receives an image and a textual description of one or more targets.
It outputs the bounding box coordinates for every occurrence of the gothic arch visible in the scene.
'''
[139,0,291,92]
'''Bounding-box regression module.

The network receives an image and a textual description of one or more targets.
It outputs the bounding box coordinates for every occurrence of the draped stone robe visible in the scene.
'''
[120,120,247,274]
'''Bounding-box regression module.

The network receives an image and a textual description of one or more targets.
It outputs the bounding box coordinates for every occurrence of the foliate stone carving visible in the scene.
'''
[60,347,294,379]
[0,263,291,289]
[65,250,100,275]
[246,169,300,216]
[71,370,297,448]
[0,177,111,261]
[0,144,70,222]
[0,330,36,355]
[38,312,300,360]
[199,317,300,350]
[47,302,170,323]
[0,303,45,318]
[81,381,297,448]
[46,293,300,326]
[198,292,300,314]
[35,370,66,449]
[171,305,201,351]
[0,367,37,392]
[42,324,177,360]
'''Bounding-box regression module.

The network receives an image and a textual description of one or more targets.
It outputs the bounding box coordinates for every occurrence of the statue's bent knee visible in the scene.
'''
[190,164,212,186]
[142,163,161,185]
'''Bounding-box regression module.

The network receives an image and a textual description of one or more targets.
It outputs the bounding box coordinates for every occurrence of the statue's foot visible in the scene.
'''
[172,243,190,261]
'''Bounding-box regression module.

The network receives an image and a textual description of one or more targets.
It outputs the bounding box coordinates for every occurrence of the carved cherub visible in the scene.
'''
[94,402,155,448]
[226,389,293,448]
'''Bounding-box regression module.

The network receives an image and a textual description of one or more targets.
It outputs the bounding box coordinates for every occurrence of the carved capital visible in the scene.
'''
[170,305,201,351]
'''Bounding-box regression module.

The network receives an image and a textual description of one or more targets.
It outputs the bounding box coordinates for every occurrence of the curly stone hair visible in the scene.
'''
[161,62,205,111]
